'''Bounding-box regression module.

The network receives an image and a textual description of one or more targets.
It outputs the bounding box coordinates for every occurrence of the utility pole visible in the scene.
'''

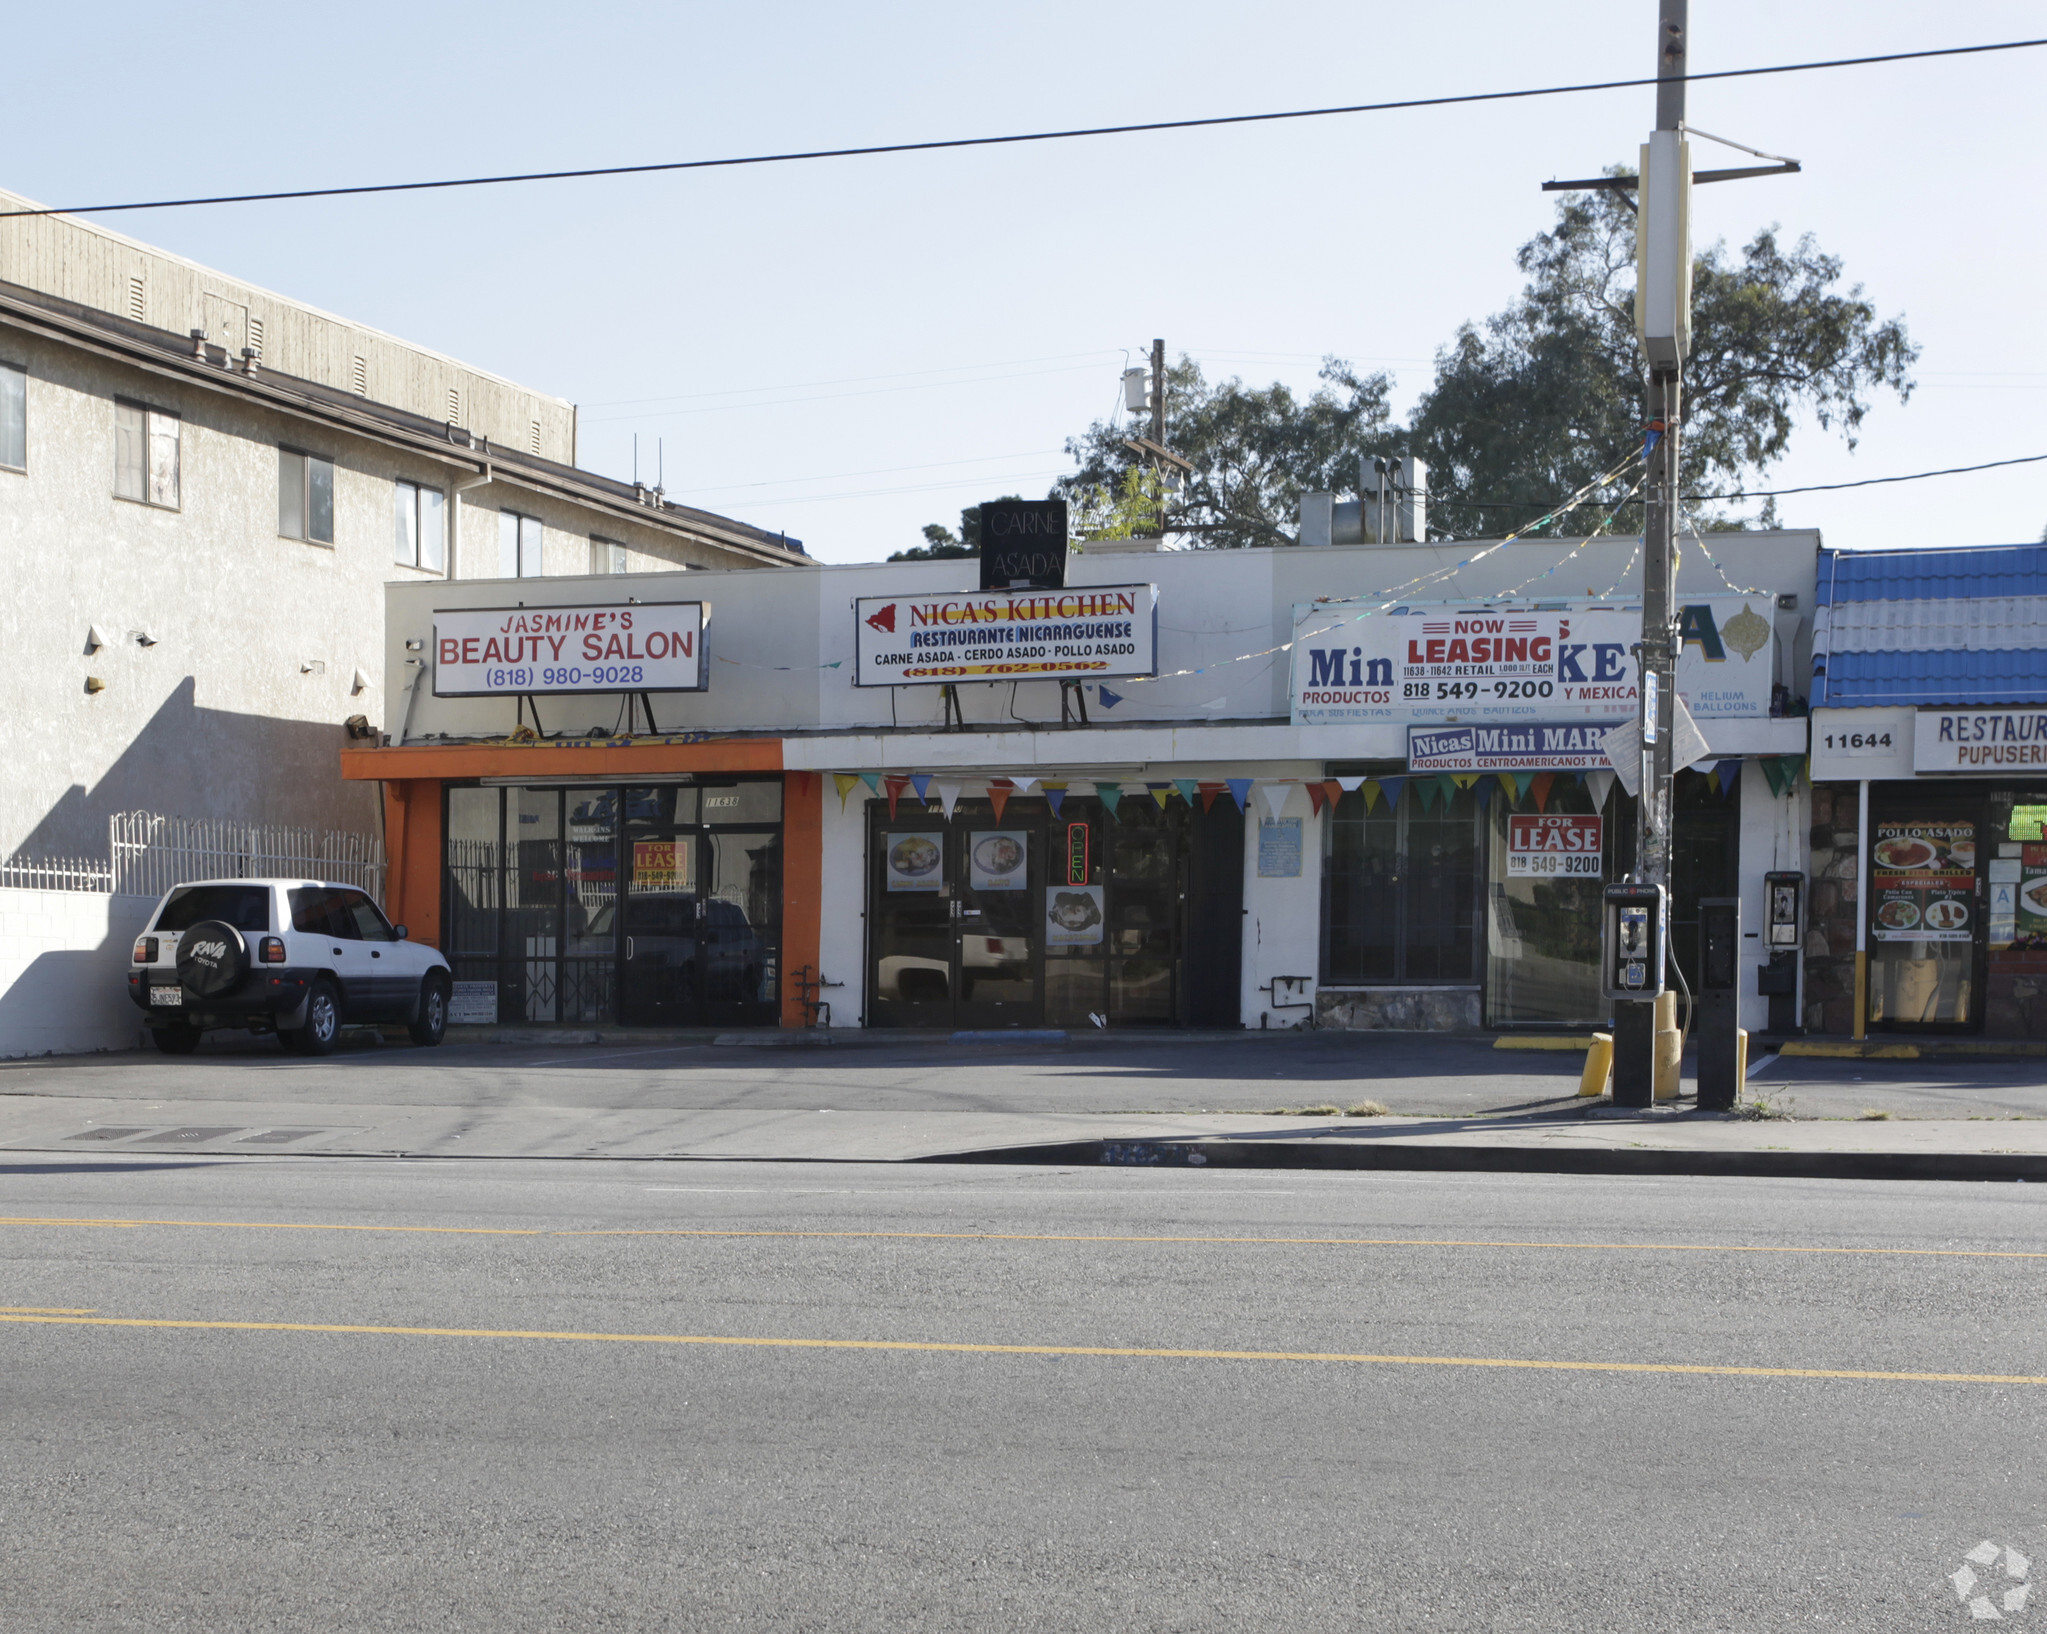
[1149,338,1166,450]
[1610,0,1688,1106]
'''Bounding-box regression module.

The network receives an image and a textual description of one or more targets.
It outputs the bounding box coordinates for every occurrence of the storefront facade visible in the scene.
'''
[1806,543,2047,1039]
[345,528,1818,1034]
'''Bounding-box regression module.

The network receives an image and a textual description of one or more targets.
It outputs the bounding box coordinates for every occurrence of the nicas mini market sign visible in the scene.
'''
[434,602,706,696]
[855,585,1157,687]
[1287,596,1775,725]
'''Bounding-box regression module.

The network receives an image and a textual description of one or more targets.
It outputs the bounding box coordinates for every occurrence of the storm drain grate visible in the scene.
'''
[235,1129,328,1145]
[130,1127,246,1144]
[65,1127,153,1142]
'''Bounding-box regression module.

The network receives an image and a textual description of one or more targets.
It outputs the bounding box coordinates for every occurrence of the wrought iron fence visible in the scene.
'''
[0,856,114,893]
[107,812,387,901]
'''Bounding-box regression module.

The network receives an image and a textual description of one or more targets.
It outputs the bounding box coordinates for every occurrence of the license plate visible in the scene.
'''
[151,987,183,1007]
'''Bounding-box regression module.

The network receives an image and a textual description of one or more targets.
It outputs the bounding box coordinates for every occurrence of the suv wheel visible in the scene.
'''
[409,975,450,1047]
[285,979,341,1056]
[152,1024,201,1055]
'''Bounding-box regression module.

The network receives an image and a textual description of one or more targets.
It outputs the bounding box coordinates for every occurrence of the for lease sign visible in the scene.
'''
[433,602,705,695]
[1289,596,1776,725]
[1506,814,1604,878]
[854,585,1157,686]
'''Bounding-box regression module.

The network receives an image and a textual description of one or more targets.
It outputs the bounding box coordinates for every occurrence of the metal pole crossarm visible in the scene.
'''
[1122,436,1196,474]
[1543,160,1798,192]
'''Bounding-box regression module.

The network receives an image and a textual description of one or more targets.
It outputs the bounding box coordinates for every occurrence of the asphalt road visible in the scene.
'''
[3,1154,2044,1631]
[4,1031,2044,1120]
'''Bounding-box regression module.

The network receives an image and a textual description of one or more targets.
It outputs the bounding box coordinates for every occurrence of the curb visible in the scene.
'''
[1781,1038,2047,1061]
[921,1137,2047,1183]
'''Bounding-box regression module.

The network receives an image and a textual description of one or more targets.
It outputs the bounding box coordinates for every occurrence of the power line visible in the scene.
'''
[5,38,2040,220]
[1688,451,2047,500]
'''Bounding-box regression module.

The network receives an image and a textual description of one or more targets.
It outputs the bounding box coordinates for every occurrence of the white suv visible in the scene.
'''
[127,879,452,1055]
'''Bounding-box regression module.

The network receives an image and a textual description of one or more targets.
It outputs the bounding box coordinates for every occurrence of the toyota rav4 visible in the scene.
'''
[127,879,452,1055]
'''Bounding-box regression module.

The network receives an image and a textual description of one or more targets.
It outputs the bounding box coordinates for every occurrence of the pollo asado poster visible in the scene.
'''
[1288,596,1776,725]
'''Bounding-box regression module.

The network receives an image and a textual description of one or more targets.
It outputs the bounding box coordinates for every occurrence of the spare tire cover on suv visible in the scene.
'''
[176,920,250,998]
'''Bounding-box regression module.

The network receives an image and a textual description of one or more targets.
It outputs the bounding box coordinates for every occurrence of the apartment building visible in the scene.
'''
[0,185,806,864]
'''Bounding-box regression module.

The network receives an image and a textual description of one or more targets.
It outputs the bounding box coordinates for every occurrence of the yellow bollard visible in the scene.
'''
[1579,1032,1614,1097]
[1735,1027,1749,1098]
[1653,990,1682,1102]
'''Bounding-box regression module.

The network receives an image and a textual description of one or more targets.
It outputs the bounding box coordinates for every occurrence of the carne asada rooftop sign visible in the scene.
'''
[434,602,705,695]
[855,585,1158,686]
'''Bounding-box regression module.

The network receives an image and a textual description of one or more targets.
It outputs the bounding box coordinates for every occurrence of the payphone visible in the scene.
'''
[1601,883,1668,1001]
[1757,870,1803,1034]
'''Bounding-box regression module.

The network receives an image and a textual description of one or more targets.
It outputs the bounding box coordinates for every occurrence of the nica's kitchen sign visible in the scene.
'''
[433,602,706,696]
[1289,596,1775,726]
[855,585,1157,686]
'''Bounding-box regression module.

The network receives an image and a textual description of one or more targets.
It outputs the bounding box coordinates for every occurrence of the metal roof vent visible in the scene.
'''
[247,317,264,358]
[446,387,461,424]
[530,420,541,455]
[351,356,368,397]
[127,275,145,322]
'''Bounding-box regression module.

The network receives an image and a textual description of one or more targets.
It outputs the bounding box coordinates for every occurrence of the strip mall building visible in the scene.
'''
[342,530,1820,1035]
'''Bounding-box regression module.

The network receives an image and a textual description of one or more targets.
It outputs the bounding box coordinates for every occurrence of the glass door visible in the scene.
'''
[1869,815,1981,1031]
[619,785,703,1027]
[867,804,1044,1028]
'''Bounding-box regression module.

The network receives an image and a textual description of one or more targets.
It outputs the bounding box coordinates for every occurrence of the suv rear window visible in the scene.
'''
[154,885,272,933]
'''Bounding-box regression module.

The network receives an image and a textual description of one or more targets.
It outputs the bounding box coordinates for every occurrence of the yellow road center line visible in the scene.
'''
[0,1310,2037,1384]
[0,1215,2042,1261]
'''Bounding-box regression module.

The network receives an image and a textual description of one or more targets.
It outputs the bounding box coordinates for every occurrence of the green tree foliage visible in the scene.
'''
[1409,186,1918,536]
[1048,359,1399,550]
[889,496,1023,561]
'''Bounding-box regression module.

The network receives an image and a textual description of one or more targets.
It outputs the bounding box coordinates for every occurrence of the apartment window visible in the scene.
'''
[279,448,335,544]
[590,537,627,574]
[0,362,24,471]
[114,400,179,508]
[499,509,543,578]
[394,481,447,572]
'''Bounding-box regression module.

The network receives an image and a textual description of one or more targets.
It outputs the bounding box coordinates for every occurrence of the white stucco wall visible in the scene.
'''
[0,889,155,1057]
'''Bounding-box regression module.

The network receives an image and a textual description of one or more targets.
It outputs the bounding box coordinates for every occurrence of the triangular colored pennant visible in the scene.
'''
[1225,778,1253,813]
[909,772,932,805]
[1306,782,1327,816]
[1044,782,1067,818]
[1434,774,1459,807]
[1011,776,1039,795]
[1198,781,1223,813]
[883,774,909,820]
[1148,781,1173,810]
[1474,777,1494,809]
[934,781,962,819]
[1450,773,1479,790]
[1377,776,1406,812]
[1585,768,1616,810]
[1531,772,1556,813]
[1362,779,1381,814]
[832,772,859,810]
[1098,686,1123,709]
[859,772,880,794]
[1094,781,1123,819]
[987,779,1012,823]
[1714,759,1741,797]
[1508,771,1534,801]
[1257,783,1291,824]
[1173,778,1199,805]
[1414,778,1436,814]
[1336,775,1366,793]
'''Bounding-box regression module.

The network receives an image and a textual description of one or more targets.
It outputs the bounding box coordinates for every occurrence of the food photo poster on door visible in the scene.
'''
[1870,822,1976,943]
[884,832,945,893]
[968,831,1029,892]
[2010,844,2047,949]
[1044,885,1105,947]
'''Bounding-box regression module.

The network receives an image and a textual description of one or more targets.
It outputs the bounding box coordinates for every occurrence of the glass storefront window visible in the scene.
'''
[1484,782,1612,1028]
[1323,784,1481,986]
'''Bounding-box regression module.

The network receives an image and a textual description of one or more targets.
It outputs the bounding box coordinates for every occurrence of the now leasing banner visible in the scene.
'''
[855,585,1157,686]
[1289,596,1775,725]
[434,602,705,695]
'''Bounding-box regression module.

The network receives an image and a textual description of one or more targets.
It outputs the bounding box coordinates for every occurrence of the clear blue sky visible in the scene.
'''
[8,1,2043,562]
